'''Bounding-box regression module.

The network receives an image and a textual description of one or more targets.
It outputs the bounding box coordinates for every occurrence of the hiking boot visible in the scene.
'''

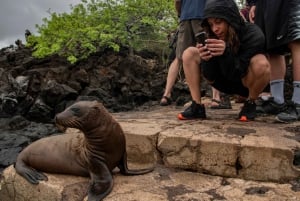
[275,101,300,123]
[256,97,286,115]
[238,100,256,121]
[178,101,206,120]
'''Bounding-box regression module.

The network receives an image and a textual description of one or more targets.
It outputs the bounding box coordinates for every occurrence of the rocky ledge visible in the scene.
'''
[1,101,300,200]
[0,45,192,171]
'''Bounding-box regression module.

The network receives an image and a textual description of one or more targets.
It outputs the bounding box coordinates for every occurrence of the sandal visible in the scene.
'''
[210,98,232,109]
[235,95,247,103]
[160,96,172,106]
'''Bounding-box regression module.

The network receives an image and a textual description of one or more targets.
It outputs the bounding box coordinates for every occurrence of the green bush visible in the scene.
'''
[26,0,177,63]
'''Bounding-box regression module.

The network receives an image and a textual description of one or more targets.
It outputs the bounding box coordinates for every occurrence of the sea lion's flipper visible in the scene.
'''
[87,161,113,201]
[118,152,154,175]
[23,168,48,184]
[15,161,48,184]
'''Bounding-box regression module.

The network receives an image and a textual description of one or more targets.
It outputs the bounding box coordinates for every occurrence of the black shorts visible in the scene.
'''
[255,0,300,52]
[201,60,249,97]
[210,78,249,97]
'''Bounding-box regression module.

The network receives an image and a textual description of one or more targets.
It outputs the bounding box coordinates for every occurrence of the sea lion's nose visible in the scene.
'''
[54,116,66,132]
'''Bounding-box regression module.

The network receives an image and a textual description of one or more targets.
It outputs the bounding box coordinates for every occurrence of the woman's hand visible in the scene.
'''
[196,43,212,61]
[205,39,226,57]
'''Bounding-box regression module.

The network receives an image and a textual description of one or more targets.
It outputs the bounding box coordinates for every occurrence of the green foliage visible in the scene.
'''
[26,0,177,63]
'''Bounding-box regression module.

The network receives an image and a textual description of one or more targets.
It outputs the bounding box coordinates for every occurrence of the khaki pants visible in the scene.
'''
[176,19,203,60]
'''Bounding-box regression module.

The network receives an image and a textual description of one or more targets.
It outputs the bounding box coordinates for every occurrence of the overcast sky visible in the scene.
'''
[0,0,81,48]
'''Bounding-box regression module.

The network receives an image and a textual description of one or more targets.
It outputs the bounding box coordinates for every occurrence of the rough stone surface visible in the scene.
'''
[1,165,300,201]
[117,101,300,182]
[0,166,88,201]
[1,101,300,200]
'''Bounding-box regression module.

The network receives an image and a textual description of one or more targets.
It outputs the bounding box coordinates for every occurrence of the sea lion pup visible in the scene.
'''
[15,100,154,201]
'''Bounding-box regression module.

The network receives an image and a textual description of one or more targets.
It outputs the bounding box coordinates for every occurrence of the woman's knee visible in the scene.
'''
[182,47,200,63]
[250,54,270,75]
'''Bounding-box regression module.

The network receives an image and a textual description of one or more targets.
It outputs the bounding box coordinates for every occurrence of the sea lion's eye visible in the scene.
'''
[71,107,81,116]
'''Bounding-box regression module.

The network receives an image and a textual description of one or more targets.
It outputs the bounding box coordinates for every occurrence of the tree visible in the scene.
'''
[27,0,177,63]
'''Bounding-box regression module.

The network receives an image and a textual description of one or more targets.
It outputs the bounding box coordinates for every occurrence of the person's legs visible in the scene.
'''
[161,20,195,106]
[160,58,179,106]
[177,47,206,120]
[242,54,270,100]
[176,21,195,60]
[181,47,202,104]
[211,87,220,107]
[290,40,300,104]
[256,54,287,114]
[240,54,270,120]
[269,54,286,103]
[210,87,232,109]
[276,40,300,122]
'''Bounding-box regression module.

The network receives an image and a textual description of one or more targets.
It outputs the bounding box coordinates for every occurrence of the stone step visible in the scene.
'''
[116,103,300,182]
[1,165,300,201]
[1,102,300,200]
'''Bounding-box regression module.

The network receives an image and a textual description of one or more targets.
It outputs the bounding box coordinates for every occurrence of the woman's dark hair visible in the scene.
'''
[226,25,240,54]
[203,18,240,54]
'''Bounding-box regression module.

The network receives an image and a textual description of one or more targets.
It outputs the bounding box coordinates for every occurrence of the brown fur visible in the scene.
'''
[15,100,153,201]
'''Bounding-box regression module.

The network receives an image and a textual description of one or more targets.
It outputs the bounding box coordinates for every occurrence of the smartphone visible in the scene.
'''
[195,32,207,46]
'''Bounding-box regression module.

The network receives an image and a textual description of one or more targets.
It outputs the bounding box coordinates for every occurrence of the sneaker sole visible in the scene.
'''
[239,116,248,122]
[275,116,298,123]
[238,115,255,122]
[177,113,206,120]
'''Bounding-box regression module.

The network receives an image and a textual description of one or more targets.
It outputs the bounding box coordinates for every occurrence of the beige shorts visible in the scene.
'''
[176,19,203,60]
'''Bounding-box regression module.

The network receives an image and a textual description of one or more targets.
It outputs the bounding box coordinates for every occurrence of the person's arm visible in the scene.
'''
[203,24,265,80]
[175,0,181,17]
[248,6,256,23]
[221,24,265,78]
[247,0,257,23]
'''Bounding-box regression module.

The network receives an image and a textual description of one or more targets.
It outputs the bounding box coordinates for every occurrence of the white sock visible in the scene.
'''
[270,79,284,104]
[292,81,300,104]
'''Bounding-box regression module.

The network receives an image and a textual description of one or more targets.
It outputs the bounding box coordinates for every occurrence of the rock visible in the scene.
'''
[1,164,300,201]
[0,46,192,123]
[8,115,30,130]
[0,166,89,201]
[1,104,300,200]
[26,98,53,123]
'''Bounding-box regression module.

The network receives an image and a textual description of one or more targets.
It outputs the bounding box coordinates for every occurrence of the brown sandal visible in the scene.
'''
[210,98,232,109]
[160,96,172,106]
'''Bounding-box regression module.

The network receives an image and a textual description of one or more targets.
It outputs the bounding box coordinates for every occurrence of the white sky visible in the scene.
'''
[0,0,81,48]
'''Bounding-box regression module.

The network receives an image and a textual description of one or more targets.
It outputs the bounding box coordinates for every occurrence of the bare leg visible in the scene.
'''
[182,47,202,104]
[211,87,221,106]
[212,87,220,100]
[268,54,286,104]
[242,54,270,100]
[269,54,286,80]
[161,58,179,104]
[239,54,270,120]
[289,40,300,104]
[289,40,300,81]
[256,54,287,115]
[275,41,300,122]
[177,47,206,120]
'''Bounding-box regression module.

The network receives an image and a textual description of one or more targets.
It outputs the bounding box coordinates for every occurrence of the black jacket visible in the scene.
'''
[201,0,265,80]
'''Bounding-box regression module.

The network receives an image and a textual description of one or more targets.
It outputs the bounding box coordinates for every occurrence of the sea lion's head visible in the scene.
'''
[55,100,106,132]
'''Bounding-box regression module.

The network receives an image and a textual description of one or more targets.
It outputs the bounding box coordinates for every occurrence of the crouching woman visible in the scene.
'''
[178,0,270,121]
